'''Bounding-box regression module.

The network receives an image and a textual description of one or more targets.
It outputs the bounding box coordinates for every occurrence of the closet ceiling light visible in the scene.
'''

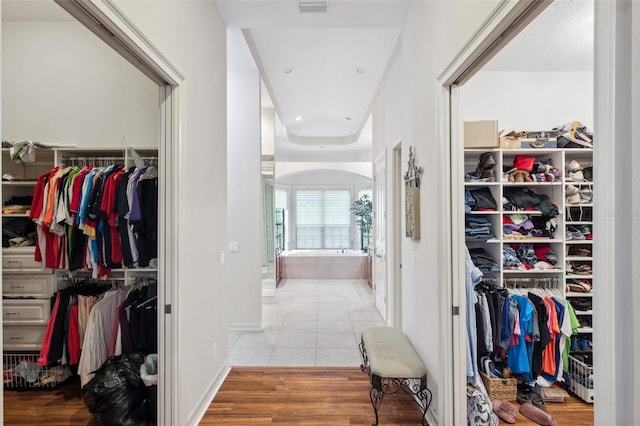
[295,116,302,121]
[298,1,328,13]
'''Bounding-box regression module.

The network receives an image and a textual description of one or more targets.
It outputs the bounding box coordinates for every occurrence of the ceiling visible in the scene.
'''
[218,0,593,156]
[217,0,410,156]
[3,0,594,156]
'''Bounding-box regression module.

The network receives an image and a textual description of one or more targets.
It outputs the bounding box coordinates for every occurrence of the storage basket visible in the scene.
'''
[568,355,594,403]
[3,352,68,389]
[479,371,517,401]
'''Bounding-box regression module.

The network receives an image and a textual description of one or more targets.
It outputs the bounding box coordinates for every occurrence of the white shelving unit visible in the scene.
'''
[1,146,158,354]
[465,144,594,402]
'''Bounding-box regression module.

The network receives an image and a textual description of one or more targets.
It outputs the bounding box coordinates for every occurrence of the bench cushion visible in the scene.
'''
[362,326,427,379]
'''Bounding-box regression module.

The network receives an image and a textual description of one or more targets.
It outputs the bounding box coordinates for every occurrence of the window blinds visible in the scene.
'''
[295,190,350,249]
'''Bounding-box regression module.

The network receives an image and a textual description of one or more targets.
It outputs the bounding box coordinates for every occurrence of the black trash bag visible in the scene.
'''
[82,353,150,426]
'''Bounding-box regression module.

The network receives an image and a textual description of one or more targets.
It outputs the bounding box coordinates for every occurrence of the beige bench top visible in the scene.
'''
[362,326,427,379]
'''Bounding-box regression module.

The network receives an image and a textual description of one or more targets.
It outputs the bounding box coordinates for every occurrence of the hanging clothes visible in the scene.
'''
[465,245,483,385]
[30,164,158,276]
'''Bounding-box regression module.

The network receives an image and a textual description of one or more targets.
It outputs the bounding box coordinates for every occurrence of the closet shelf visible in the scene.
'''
[502,210,545,216]
[503,269,563,274]
[2,246,36,254]
[2,214,30,218]
[574,310,594,315]
[566,203,594,208]
[566,274,593,279]
[503,182,563,187]
[565,221,594,226]
[2,181,37,186]
[566,256,592,261]
[577,327,593,333]
[502,237,562,243]
[466,211,500,215]
[464,181,500,186]
[566,292,593,298]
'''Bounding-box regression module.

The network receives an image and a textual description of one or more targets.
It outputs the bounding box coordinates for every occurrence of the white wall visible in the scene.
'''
[261,107,275,157]
[2,21,158,147]
[276,162,371,179]
[464,71,594,130]
[113,2,229,424]
[227,71,262,330]
[371,1,500,422]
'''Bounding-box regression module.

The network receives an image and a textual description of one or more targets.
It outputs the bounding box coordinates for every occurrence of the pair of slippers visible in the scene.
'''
[492,399,518,423]
[492,399,559,425]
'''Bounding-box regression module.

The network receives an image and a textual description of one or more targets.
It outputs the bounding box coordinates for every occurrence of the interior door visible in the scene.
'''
[373,152,387,321]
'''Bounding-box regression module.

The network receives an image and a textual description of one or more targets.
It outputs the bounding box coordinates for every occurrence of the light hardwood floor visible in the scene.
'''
[4,367,594,425]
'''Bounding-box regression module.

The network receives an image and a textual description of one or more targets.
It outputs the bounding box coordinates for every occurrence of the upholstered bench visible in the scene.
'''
[359,326,432,426]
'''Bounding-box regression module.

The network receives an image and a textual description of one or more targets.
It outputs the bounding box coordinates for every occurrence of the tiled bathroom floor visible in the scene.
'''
[229,279,385,367]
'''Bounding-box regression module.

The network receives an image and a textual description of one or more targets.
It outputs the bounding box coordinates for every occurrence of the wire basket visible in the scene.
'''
[568,354,594,403]
[3,352,69,389]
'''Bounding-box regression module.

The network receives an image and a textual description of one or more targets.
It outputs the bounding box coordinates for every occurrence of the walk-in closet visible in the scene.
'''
[461,1,595,424]
[2,2,161,423]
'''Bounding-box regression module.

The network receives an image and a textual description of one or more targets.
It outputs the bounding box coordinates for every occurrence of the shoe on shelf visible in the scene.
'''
[566,226,585,240]
[573,263,592,275]
[567,160,582,173]
[477,152,496,172]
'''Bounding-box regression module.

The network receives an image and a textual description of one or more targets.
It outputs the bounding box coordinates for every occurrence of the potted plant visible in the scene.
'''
[351,194,372,251]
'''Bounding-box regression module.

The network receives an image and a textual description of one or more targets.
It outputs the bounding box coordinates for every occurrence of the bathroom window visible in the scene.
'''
[295,189,351,249]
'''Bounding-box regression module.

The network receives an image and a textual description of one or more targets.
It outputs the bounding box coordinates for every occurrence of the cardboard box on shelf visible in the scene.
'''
[499,130,525,149]
[464,120,499,148]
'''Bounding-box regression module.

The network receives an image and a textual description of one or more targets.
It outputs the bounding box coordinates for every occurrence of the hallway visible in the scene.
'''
[229,279,385,367]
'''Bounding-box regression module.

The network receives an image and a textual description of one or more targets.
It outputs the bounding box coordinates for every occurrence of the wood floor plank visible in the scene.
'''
[4,367,594,425]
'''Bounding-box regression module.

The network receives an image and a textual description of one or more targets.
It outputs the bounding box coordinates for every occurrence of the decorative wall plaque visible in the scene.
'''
[404,146,424,240]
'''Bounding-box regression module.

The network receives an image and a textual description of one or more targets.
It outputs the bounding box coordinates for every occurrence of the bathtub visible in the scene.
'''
[284,249,363,256]
[281,249,369,279]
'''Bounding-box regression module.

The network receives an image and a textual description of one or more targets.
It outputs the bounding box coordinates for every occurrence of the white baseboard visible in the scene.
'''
[426,405,438,425]
[186,360,231,426]
[228,322,262,332]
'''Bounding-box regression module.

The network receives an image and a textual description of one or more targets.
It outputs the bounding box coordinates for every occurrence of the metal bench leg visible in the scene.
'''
[369,375,384,426]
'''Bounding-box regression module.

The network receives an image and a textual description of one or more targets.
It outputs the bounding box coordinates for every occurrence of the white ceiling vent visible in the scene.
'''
[298,1,328,13]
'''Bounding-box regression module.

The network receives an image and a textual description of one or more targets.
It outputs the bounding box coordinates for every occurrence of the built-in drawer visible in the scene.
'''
[3,325,46,351]
[2,253,45,272]
[2,299,50,324]
[3,274,55,297]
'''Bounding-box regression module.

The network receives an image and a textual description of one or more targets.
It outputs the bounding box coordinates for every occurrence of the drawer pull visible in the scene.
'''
[4,312,20,316]
[9,336,24,340]
[9,285,25,290]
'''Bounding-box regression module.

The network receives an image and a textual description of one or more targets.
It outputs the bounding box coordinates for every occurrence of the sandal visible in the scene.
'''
[573,264,592,275]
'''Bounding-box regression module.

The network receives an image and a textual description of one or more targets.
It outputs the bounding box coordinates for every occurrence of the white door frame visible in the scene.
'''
[390,141,403,328]
[436,1,558,424]
[373,150,388,322]
[48,1,184,424]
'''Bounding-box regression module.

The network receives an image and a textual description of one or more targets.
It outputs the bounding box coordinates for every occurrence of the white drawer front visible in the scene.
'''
[3,274,55,297]
[2,254,45,272]
[2,299,50,324]
[3,325,46,351]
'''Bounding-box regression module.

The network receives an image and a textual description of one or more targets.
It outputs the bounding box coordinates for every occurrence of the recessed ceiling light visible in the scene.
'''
[284,67,294,74]
[295,116,302,121]
[345,116,352,121]
[356,67,365,74]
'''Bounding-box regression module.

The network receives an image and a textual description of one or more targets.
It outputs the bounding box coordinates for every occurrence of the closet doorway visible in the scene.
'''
[438,0,600,424]
[1,1,182,424]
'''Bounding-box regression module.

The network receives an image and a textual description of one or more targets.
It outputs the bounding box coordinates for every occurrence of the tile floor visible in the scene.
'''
[229,278,386,367]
